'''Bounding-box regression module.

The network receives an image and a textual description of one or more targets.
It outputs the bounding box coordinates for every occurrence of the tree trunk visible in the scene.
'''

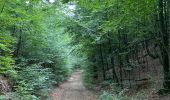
[99,44,106,80]
[118,31,123,89]
[108,33,119,83]
[14,32,22,57]
[159,0,170,90]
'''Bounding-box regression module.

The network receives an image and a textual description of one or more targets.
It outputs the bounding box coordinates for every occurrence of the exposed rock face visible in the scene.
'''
[0,75,11,94]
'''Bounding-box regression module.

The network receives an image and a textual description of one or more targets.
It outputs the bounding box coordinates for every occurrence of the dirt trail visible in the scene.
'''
[51,70,97,100]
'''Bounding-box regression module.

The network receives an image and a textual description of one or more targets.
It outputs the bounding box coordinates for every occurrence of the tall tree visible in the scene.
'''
[158,0,170,91]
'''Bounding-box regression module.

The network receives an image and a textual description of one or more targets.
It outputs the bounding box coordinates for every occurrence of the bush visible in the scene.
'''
[50,57,70,83]
[99,91,114,100]
[0,33,14,73]
[99,88,129,100]
[83,62,95,88]
[5,64,55,100]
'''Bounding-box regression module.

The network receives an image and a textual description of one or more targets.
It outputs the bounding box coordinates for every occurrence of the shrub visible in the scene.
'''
[99,88,129,100]
[0,33,14,73]
[99,91,114,100]
[5,64,55,100]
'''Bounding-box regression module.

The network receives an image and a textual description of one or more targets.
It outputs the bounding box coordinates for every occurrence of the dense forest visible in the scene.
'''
[0,0,169,100]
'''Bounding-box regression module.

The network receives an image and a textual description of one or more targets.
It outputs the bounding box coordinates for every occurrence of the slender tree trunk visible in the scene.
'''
[99,44,106,80]
[118,31,123,89]
[14,32,22,57]
[108,33,119,83]
[159,0,170,90]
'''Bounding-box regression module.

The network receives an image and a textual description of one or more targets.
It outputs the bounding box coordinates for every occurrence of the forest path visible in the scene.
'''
[50,70,97,100]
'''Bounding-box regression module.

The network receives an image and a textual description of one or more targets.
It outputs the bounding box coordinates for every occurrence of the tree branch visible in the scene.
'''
[0,0,7,15]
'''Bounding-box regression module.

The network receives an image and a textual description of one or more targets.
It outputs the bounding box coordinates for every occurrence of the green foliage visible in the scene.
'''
[64,0,169,97]
[83,63,94,88]
[0,33,14,73]
[99,91,113,100]
[99,89,130,100]
[0,0,169,99]
[0,0,74,99]
[0,95,6,100]
[5,64,55,100]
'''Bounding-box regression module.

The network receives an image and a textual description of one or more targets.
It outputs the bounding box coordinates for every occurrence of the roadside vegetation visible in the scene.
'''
[0,0,169,100]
